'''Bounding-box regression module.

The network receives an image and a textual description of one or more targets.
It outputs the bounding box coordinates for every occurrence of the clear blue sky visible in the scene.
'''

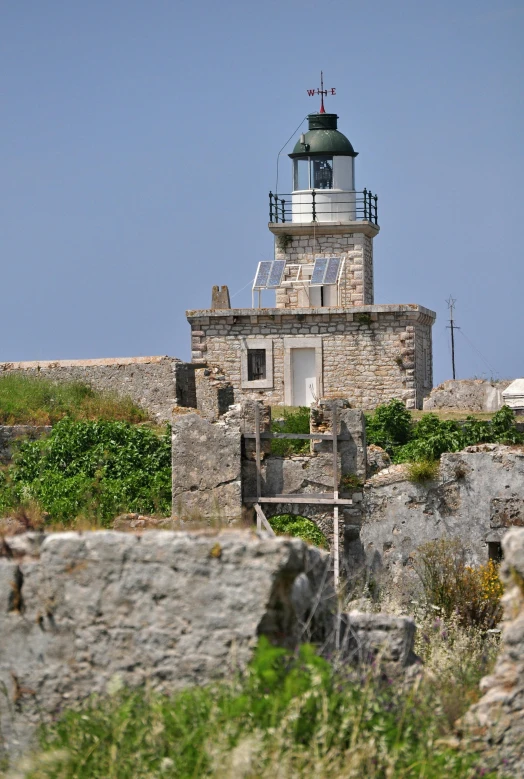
[2,0,522,386]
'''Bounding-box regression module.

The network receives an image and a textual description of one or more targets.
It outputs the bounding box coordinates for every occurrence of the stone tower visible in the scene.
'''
[269,111,378,309]
[187,102,436,410]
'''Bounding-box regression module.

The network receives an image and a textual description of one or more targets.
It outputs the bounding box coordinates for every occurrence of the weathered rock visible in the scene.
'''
[366,444,391,477]
[339,612,418,672]
[172,410,242,522]
[112,513,178,531]
[423,379,511,412]
[463,527,524,775]
[361,447,524,588]
[0,529,333,762]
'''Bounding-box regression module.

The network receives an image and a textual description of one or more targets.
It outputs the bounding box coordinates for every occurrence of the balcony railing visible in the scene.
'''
[269,189,378,225]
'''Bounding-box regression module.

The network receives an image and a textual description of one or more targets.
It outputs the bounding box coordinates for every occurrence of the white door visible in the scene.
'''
[291,348,317,406]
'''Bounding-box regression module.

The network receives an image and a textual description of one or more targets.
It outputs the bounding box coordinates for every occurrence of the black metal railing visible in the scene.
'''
[268,189,378,225]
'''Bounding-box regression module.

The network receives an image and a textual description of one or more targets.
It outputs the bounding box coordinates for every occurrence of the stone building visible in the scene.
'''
[187,105,436,410]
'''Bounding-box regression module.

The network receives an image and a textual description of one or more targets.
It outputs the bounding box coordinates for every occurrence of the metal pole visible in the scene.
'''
[446,296,457,380]
[332,404,339,590]
[255,403,262,501]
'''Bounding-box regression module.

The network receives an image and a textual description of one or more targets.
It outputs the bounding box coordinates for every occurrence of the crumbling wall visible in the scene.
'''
[464,527,524,775]
[172,408,243,522]
[194,367,235,421]
[0,529,333,761]
[0,357,196,422]
[423,379,512,413]
[360,446,524,584]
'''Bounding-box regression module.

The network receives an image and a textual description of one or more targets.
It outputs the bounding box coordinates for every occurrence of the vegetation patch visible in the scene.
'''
[269,406,310,456]
[268,513,328,549]
[366,399,523,463]
[415,537,504,630]
[0,418,171,525]
[23,637,497,778]
[0,375,147,425]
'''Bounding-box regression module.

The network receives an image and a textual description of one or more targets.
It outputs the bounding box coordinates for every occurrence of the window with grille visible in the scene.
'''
[247,349,266,381]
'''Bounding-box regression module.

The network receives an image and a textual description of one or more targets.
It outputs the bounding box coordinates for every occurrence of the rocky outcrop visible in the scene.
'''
[361,446,524,581]
[0,529,419,763]
[463,527,524,775]
[171,410,243,522]
[0,529,334,761]
[423,379,511,413]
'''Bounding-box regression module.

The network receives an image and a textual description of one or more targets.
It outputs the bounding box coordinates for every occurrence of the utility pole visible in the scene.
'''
[446,296,458,380]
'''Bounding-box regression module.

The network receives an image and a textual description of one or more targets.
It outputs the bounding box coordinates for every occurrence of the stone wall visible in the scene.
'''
[423,379,512,413]
[0,357,197,423]
[360,445,524,589]
[0,528,418,764]
[194,367,235,421]
[187,305,435,410]
[0,529,334,761]
[0,426,51,465]
[274,230,375,307]
[464,527,524,775]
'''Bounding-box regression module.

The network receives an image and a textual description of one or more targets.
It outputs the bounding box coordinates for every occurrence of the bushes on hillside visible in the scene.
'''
[0,418,171,524]
[0,375,147,425]
[366,399,523,463]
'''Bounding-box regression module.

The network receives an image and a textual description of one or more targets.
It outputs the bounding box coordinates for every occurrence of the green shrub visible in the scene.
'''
[415,538,504,630]
[0,375,148,425]
[368,401,523,464]
[25,638,496,778]
[0,418,171,525]
[268,513,328,549]
[270,406,310,456]
[365,398,412,455]
[407,459,440,482]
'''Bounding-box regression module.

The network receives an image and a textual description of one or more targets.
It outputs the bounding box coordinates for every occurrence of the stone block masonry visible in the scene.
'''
[187,305,435,410]
[0,356,197,423]
[272,224,377,308]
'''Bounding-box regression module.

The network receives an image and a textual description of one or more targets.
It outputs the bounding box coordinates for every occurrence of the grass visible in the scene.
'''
[17,637,499,779]
[0,375,148,425]
[407,459,440,483]
[268,513,328,549]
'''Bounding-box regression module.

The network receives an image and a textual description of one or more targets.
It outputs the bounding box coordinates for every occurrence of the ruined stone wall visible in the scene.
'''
[360,445,524,583]
[194,367,235,421]
[274,231,374,308]
[0,357,196,422]
[423,379,512,413]
[0,529,334,761]
[464,527,524,775]
[188,305,436,410]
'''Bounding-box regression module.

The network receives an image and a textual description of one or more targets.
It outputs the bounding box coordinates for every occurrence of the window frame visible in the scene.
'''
[241,338,274,389]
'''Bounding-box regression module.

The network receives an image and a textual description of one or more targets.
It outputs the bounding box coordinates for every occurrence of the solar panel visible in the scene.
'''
[311,257,328,285]
[324,257,341,285]
[267,259,286,288]
[253,261,273,289]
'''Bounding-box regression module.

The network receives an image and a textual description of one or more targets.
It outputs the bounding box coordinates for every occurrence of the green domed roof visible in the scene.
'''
[289,113,357,158]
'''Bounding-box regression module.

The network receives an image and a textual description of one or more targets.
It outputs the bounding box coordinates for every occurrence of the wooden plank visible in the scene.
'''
[243,432,351,441]
[245,495,352,506]
[254,503,276,536]
[255,403,261,500]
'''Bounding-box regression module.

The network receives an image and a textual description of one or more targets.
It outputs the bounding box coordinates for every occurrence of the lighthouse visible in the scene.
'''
[187,77,436,410]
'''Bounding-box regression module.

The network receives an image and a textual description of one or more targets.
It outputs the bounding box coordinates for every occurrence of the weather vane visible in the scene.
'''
[307,71,336,114]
